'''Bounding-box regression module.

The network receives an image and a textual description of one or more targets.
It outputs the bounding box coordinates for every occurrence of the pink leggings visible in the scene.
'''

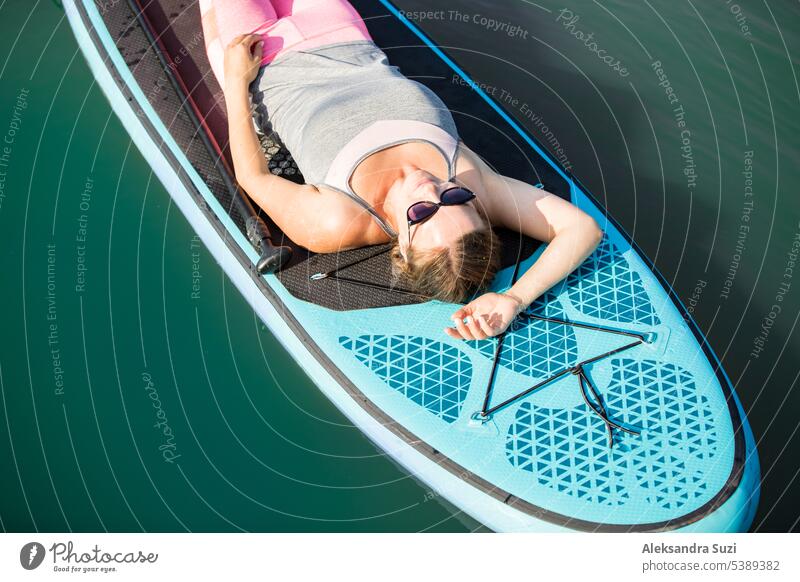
[200,0,371,85]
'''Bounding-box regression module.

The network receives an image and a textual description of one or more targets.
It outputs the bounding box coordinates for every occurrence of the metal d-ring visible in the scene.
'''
[470,411,491,424]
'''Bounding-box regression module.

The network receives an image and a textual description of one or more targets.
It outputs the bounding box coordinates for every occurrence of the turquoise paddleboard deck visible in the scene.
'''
[65,0,760,531]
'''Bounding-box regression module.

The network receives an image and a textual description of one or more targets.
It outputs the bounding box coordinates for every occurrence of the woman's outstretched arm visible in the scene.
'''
[446,164,602,341]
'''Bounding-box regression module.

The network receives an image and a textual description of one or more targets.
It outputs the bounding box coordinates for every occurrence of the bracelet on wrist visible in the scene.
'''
[502,291,526,314]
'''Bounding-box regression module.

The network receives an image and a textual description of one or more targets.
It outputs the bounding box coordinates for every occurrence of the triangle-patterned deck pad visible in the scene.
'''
[339,335,472,423]
[566,237,661,326]
[506,358,717,510]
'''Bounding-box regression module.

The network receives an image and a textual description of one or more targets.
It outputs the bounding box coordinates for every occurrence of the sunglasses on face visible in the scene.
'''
[406,186,476,248]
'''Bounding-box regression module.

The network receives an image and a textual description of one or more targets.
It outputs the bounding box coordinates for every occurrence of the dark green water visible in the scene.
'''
[0,0,797,532]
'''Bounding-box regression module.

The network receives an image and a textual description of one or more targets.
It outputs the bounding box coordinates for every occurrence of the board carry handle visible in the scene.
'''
[127,0,292,274]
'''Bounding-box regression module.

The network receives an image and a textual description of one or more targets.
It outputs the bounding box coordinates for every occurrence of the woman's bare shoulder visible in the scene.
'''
[454,142,504,221]
[308,185,391,250]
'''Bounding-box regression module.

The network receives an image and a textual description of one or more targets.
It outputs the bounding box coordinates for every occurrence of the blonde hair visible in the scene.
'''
[391,226,501,303]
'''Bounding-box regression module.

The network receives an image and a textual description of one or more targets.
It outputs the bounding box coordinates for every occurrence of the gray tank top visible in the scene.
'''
[251,41,460,236]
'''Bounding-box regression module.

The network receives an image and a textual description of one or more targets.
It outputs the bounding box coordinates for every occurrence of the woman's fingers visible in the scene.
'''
[466,316,487,340]
[451,307,467,321]
[452,315,475,341]
[228,33,260,48]
[251,41,263,61]
[476,313,497,337]
[243,33,262,46]
[445,314,497,340]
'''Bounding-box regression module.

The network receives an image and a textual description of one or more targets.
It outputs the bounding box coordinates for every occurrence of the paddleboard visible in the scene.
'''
[64,0,760,532]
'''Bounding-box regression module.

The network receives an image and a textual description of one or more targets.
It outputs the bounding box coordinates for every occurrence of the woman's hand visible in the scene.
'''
[223,34,263,91]
[445,292,524,340]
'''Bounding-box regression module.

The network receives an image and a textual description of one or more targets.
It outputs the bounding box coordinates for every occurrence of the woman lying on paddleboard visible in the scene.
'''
[200,0,603,340]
